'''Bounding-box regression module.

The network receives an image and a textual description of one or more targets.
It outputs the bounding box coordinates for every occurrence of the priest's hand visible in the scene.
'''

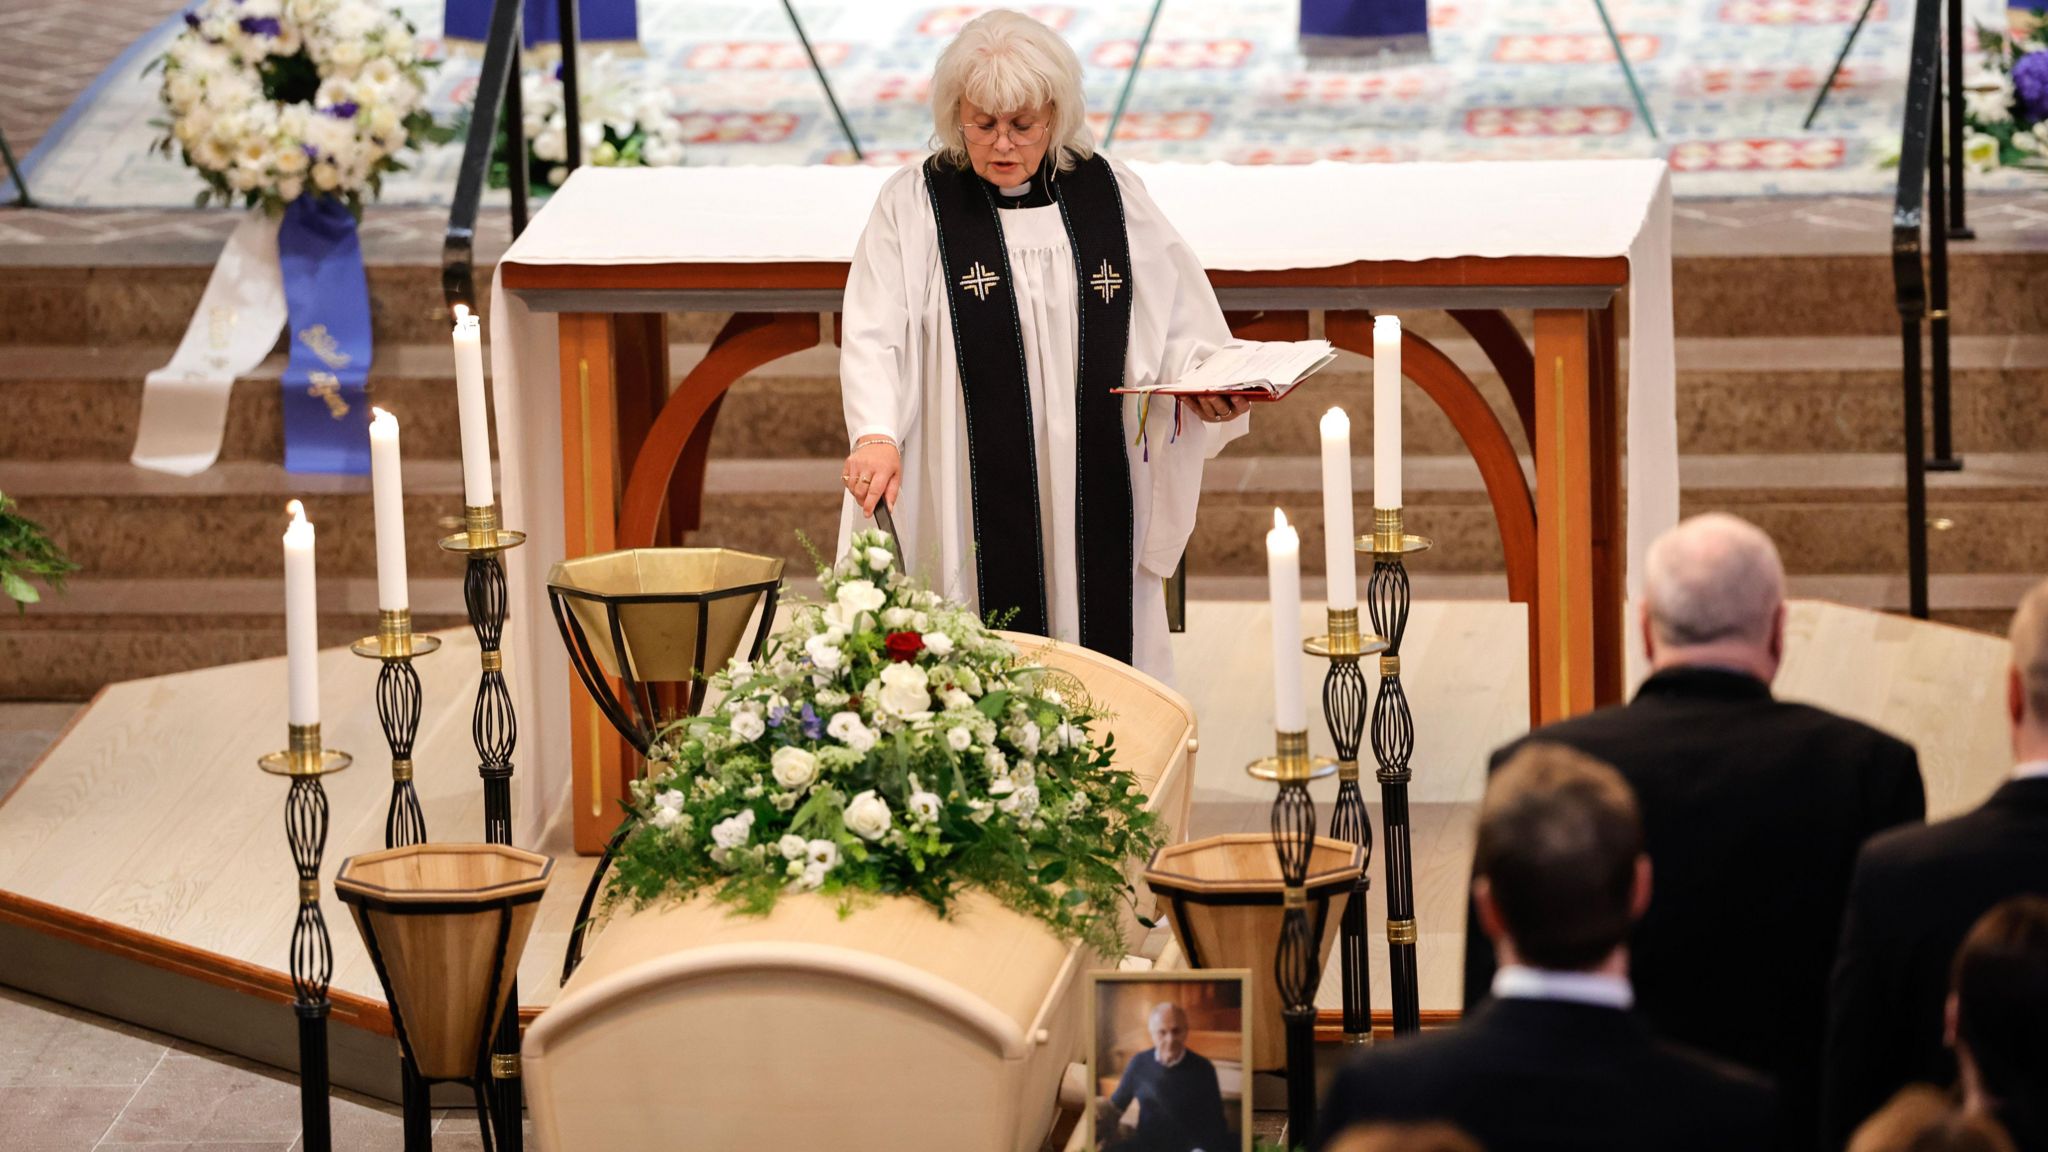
[843,438,901,517]
[1181,394,1251,423]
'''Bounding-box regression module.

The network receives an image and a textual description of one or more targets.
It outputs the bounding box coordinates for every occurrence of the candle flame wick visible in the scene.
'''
[1273,508,1289,530]
[452,303,471,321]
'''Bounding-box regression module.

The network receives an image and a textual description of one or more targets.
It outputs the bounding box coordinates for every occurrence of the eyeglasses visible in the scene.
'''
[961,118,1048,146]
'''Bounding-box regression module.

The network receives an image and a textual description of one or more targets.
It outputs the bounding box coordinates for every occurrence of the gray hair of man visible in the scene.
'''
[2006,578,2048,757]
[928,10,1095,173]
[1147,1001,1186,1028]
[1640,512,1788,682]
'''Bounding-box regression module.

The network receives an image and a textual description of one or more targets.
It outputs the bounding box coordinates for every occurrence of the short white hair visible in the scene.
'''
[2011,578,2048,725]
[1148,1001,1186,1028]
[1643,513,1785,650]
[929,10,1095,173]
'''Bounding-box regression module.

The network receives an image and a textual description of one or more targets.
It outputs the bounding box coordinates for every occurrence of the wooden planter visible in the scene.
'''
[1143,834,1364,1070]
[334,843,553,1081]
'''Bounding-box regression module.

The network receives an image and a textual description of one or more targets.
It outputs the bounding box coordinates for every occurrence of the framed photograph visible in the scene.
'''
[1086,968,1254,1152]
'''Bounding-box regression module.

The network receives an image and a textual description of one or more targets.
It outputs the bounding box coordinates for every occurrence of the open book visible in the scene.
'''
[1114,339,1336,401]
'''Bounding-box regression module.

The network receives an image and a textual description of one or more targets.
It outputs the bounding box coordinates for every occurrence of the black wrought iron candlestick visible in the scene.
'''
[1305,607,1389,1045]
[1249,729,1336,1143]
[348,607,440,1150]
[439,503,527,1151]
[1364,507,1431,1036]
[259,723,351,1152]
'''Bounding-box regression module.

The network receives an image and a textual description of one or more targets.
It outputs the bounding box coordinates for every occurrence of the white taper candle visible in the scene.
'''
[368,408,408,613]
[1373,314,1403,511]
[283,500,319,726]
[1318,407,1357,611]
[451,304,493,508]
[1267,508,1306,732]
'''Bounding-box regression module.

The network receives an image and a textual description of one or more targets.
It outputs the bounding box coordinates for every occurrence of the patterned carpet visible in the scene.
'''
[10,0,2043,205]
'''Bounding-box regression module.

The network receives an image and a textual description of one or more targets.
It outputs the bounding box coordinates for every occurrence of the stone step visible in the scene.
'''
[9,336,2048,465]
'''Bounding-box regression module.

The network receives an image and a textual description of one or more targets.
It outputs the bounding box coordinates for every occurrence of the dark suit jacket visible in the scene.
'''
[1464,666,1925,1151]
[1314,997,1775,1152]
[1819,776,2048,1150]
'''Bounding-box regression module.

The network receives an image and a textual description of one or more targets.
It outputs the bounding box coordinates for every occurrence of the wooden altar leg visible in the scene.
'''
[1589,301,1625,706]
[619,312,821,549]
[612,314,675,544]
[1533,309,1597,724]
[559,312,637,853]
[1448,309,1536,451]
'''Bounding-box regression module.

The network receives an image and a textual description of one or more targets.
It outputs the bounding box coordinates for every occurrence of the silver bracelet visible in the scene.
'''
[853,435,897,451]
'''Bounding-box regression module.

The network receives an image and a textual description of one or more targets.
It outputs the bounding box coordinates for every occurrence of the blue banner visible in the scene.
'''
[277,197,373,475]
[1299,0,1430,65]
[444,0,640,49]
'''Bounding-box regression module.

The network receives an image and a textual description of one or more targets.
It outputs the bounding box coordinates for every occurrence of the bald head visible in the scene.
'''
[2008,579,2048,748]
[1642,514,1787,678]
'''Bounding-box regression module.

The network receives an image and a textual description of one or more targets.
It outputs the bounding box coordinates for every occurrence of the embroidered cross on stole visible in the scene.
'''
[922,154,1136,663]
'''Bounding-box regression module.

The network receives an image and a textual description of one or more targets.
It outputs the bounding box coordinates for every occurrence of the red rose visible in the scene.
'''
[884,631,925,663]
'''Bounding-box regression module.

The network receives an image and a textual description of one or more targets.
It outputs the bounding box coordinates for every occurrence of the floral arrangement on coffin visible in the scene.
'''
[1961,14,2048,172]
[151,0,449,212]
[0,492,77,613]
[490,53,687,193]
[606,530,1165,955]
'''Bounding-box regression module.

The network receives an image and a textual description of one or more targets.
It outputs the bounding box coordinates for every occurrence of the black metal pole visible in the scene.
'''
[1945,0,1972,240]
[1804,0,1882,129]
[1367,536,1421,1035]
[1314,618,1375,1044]
[779,0,862,159]
[1106,0,1167,149]
[443,0,529,310]
[1927,41,1961,471]
[504,29,530,239]
[557,0,582,173]
[1904,316,1931,620]
[1270,766,1319,1144]
[401,1060,432,1152]
[0,126,31,208]
[286,774,334,1152]
[467,541,523,1150]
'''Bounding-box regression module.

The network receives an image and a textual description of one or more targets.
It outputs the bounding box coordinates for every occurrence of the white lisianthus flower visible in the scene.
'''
[922,631,954,658]
[881,607,914,630]
[907,777,942,825]
[988,774,1016,797]
[866,545,895,569]
[807,839,840,869]
[984,748,1008,774]
[798,861,829,890]
[835,579,886,616]
[1964,70,2015,125]
[1964,130,2002,173]
[942,687,975,712]
[947,726,973,752]
[778,833,808,860]
[827,711,877,752]
[730,710,766,742]
[804,632,844,672]
[710,808,755,850]
[999,784,1040,819]
[1010,722,1041,757]
[844,790,893,840]
[643,137,685,167]
[770,745,818,790]
[655,788,686,813]
[876,663,932,718]
[649,804,682,830]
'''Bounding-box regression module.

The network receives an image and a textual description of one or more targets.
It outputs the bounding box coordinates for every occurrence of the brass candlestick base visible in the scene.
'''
[438,504,528,556]
[1358,507,1434,558]
[1247,728,1340,783]
[259,723,353,778]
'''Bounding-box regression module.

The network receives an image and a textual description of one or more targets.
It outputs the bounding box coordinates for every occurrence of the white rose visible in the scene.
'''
[643,137,685,167]
[804,632,844,672]
[946,726,973,752]
[276,177,304,203]
[770,745,818,790]
[835,579,886,617]
[942,688,974,712]
[778,833,808,860]
[999,784,1040,819]
[875,662,931,718]
[922,631,954,658]
[827,711,876,752]
[844,790,893,841]
[729,710,765,742]
[881,607,913,630]
[807,839,840,869]
[710,809,755,850]
[649,805,681,830]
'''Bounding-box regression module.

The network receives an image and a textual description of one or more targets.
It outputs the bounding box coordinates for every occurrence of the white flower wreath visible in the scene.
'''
[152,0,446,213]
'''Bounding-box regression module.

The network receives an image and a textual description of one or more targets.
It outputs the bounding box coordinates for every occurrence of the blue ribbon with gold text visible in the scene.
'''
[277,196,373,474]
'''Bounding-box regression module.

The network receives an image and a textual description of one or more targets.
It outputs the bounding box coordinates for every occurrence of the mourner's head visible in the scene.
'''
[1472,744,1649,973]
[930,10,1094,187]
[1641,511,1787,682]
[1147,1001,1190,1064]
[1948,896,2048,1143]
[1846,1085,2017,1152]
[2007,577,2048,756]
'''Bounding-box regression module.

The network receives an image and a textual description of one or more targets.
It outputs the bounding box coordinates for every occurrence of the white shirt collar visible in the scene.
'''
[1492,965,1634,1011]
[2015,759,2048,782]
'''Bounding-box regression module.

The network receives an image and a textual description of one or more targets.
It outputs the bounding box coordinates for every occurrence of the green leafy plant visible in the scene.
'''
[0,493,77,612]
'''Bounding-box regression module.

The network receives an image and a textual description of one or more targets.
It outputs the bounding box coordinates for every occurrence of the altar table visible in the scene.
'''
[489,161,1676,852]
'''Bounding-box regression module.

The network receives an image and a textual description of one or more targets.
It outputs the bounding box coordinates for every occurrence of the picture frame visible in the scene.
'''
[1085,968,1255,1152]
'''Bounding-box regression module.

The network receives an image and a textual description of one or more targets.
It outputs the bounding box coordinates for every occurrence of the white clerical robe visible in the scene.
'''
[836,157,1247,685]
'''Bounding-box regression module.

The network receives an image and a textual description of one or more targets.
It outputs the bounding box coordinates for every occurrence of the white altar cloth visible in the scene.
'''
[489,160,1675,841]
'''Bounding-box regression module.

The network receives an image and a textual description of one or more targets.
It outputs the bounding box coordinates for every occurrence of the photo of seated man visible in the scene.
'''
[1092,975,1247,1152]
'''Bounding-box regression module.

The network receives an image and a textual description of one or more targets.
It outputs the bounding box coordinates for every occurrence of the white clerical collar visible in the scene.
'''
[1492,965,1634,1011]
[2015,759,2048,782]
[999,181,1032,197]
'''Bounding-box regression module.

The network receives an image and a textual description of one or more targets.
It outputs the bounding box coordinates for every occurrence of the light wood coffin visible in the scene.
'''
[522,633,1198,1152]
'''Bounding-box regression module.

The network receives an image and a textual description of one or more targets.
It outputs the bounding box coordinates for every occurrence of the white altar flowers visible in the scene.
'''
[152,0,443,212]
[497,52,687,191]
[609,530,1163,953]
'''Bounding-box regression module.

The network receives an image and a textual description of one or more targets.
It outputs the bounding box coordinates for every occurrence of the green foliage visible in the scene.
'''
[606,530,1165,955]
[0,493,77,613]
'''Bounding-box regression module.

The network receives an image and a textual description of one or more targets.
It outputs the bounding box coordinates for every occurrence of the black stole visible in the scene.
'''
[923,154,1135,663]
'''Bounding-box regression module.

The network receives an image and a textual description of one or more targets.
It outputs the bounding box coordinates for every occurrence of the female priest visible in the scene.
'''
[835,9,1248,684]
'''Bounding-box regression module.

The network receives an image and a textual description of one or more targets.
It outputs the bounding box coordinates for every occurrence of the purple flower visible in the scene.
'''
[237,15,281,36]
[2015,52,2048,123]
[800,702,824,740]
[767,703,788,729]
[183,10,202,29]
[323,101,359,119]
